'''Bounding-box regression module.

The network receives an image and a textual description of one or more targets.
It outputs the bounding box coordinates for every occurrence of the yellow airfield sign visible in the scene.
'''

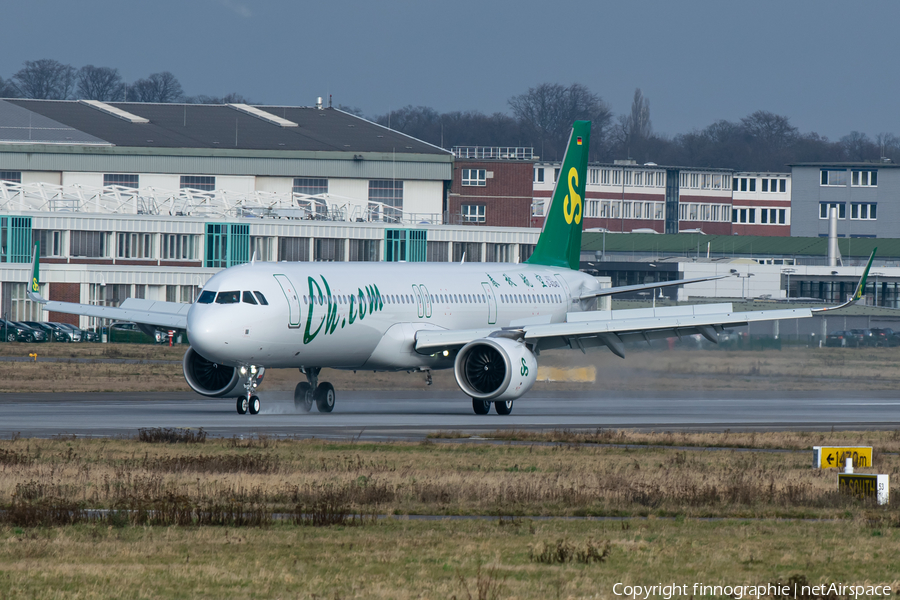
[813,446,872,469]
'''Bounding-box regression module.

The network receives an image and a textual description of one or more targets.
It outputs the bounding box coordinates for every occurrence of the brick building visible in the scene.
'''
[446,147,536,227]
[533,161,734,235]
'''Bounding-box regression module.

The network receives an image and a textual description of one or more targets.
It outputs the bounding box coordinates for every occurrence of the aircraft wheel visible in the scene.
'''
[294,382,313,412]
[236,395,249,415]
[494,400,513,415]
[315,382,335,413]
[248,395,261,415]
[472,398,491,415]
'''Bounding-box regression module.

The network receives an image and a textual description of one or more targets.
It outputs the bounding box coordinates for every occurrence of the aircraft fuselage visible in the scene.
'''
[187,261,599,371]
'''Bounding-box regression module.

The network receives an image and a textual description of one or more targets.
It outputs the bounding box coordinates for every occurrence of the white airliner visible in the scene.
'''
[27,121,871,416]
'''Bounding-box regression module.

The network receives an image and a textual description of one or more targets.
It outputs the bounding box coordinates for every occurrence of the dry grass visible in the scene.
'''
[1,436,900,598]
[1,435,898,523]
[481,428,900,453]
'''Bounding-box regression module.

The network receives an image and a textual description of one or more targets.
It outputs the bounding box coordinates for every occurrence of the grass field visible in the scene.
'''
[2,519,898,600]
[2,342,900,393]
[1,434,899,598]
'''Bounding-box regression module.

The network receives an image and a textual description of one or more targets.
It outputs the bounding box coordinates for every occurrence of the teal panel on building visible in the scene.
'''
[205,223,250,268]
[0,216,32,263]
[385,229,427,262]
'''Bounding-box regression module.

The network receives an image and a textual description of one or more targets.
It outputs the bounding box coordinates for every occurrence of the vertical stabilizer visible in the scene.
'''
[526,121,591,271]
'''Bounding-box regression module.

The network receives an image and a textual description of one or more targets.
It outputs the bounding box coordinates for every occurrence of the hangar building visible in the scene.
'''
[0,99,540,327]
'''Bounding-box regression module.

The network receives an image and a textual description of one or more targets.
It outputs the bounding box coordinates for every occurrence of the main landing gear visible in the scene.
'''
[235,365,264,415]
[472,398,514,415]
[294,367,336,413]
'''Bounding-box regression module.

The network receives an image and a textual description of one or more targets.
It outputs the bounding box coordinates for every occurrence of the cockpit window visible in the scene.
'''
[215,291,241,304]
[242,291,258,305]
[254,292,268,305]
[197,290,215,304]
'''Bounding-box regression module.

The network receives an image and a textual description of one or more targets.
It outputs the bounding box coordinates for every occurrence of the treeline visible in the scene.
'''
[373,86,900,172]
[2,59,899,171]
[0,59,248,105]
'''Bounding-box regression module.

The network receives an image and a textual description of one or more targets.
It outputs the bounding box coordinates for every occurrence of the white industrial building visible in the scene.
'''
[0,98,541,328]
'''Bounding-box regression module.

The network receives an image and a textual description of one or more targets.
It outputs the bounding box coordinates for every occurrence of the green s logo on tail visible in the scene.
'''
[526,120,590,271]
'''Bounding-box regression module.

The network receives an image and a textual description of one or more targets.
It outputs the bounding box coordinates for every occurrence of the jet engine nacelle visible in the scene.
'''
[454,337,537,401]
[182,347,241,397]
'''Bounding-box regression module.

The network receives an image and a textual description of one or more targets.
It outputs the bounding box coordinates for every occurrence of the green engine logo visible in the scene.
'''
[520,357,529,377]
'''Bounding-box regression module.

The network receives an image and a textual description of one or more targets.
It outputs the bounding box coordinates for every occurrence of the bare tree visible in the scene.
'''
[508,83,611,160]
[128,72,184,103]
[839,131,878,162]
[612,88,653,160]
[187,92,251,104]
[628,88,652,140]
[12,59,76,99]
[76,65,125,101]
[336,104,365,117]
[876,132,900,163]
[740,111,798,150]
[0,76,21,98]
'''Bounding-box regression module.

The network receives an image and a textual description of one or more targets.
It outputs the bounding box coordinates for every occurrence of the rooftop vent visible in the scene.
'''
[228,104,298,128]
[78,100,149,124]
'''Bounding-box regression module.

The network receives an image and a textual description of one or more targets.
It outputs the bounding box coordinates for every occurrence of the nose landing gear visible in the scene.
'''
[235,365,265,415]
[294,367,337,413]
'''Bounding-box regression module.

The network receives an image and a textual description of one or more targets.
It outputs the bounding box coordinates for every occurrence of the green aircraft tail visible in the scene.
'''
[852,247,876,301]
[28,240,41,295]
[526,120,591,271]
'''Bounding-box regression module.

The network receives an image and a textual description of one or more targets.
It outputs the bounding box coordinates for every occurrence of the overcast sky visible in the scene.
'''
[2,0,897,141]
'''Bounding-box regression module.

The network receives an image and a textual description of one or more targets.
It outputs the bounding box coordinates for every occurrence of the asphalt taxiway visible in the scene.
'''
[1,390,899,439]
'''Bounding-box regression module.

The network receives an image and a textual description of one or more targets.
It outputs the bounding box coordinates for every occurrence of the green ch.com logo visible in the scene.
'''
[520,358,529,377]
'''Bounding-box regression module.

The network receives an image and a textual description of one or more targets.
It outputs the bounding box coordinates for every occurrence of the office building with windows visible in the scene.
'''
[446,147,537,228]
[730,172,791,236]
[532,161,734,235]
[789,162,899,238]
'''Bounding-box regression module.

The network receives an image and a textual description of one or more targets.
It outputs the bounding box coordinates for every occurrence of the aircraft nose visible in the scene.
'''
[186,305,224,360]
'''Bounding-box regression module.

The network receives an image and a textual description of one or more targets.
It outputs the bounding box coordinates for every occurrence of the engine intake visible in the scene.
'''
[183,347,241,397]
[454,337,537,401]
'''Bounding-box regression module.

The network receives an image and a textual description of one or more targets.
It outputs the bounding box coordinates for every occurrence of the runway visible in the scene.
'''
[1,389,899,439]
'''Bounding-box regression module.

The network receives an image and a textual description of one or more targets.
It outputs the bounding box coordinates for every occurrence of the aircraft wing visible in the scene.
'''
[415,303,812,358]
[26,243,189,330]
[31,297,189,330]
[579,274,729,299]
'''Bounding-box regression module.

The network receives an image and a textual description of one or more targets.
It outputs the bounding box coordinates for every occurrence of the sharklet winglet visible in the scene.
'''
[812,247,877,312]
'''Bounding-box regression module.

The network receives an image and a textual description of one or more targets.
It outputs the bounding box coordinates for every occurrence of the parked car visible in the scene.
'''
[22,321,76,342]
[0,319,30,342]
[870,328,900,347]
[109,321,166,344]
[848,329,875,347]
[0,320,47,342]
[51,322,88,342]
[825,331,851,347]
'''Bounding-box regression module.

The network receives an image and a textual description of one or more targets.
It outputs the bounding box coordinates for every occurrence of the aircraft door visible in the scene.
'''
[554,274,572,308]
[481,282,497,324]
[420,285,432,318]
[412,284,424,318]
[273,274,301,328]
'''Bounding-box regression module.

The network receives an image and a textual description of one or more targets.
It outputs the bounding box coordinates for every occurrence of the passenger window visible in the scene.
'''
[242,291,258,305]
[215,291,241,304]
[197,290,215,304]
